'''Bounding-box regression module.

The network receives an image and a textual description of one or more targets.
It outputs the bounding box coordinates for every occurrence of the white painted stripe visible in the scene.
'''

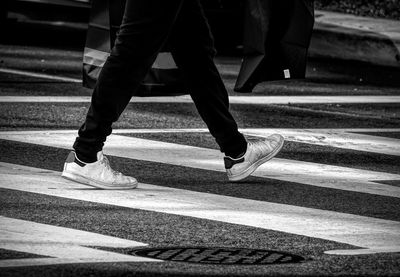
[1,95,400,104]
[0,68,81,83]
[0,96,92,102]
[108,128,400,156]
[109,128,399,133]
[1,162,399,255]
[243,128,400,156]
[1,127,398,157]
[328,128,399,133]
[4,128,395,134]
[0,95,193,103]
[0,216,158,267]
[0,258,85,268]
[0,131,399,198]
[230,96,400,104]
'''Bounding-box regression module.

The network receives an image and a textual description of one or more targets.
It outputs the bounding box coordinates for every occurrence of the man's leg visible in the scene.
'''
[74,0,184,162]
[63,0,185,189]
[169,0,247,158]
[169,0,284,181]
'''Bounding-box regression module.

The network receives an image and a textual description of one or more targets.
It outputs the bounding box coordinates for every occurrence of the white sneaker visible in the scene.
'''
[224,134,284,182]
[61,151,138,189]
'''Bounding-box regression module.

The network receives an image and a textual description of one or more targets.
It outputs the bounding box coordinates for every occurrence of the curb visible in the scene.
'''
[310,11,400,68]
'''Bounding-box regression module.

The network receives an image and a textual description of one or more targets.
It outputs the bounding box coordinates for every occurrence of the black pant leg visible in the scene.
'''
[74,0,184,161]
[169,0,247,156]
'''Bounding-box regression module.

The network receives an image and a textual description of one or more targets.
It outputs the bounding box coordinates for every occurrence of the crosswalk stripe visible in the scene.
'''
[111,128,400,156]
[1,130,399,198]
[242,128,400,156]
[1,162,399,255]
[0,68,82,83]
[3,128,399,156]
[0,216,158,267]
[1,95,400,104]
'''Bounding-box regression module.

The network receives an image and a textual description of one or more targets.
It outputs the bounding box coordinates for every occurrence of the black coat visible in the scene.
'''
[235,0,315,92]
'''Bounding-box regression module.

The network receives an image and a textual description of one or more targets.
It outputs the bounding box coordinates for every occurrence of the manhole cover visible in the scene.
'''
[130,247,305,265]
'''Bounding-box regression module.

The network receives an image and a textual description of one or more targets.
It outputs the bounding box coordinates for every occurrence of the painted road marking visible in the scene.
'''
[5,128,394,156]
[243,128,400,156]
[1,162,399,255]
[0,68,81,83]
[109,128,400,156]
[0,216,158,268]
[2,128,399,156]
[1,95,400,104]
[0,65,231,83]
[1,131,399,198]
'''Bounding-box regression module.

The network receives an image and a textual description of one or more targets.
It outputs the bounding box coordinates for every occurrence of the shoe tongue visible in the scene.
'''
[96,151,104,161]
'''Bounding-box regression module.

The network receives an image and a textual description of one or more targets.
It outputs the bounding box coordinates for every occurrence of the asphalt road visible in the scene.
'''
[0,22,400,276]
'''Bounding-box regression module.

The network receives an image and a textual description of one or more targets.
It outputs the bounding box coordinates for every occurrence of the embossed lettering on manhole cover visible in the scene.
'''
[130,247,306,265]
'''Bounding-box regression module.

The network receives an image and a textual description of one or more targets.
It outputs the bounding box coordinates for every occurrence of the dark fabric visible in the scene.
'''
[82,0,186,96]
[235,0,315,92]
[74,0,247,161]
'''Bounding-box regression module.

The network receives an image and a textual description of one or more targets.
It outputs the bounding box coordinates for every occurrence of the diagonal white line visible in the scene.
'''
[1,128,399,156]
[111,128,400,156]
[228,95,400,104]
[1,95,400,104]
[0,130,399,198]
[1,162,399,255]
[242,128,400,156]
[0,95,192,103]
[0,68,81,83]
[109,128,400,156]
[0,216,157,267]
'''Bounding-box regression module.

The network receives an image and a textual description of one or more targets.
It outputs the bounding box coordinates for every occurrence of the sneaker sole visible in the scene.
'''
[62,171,138,190]
[228,137,284,182]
